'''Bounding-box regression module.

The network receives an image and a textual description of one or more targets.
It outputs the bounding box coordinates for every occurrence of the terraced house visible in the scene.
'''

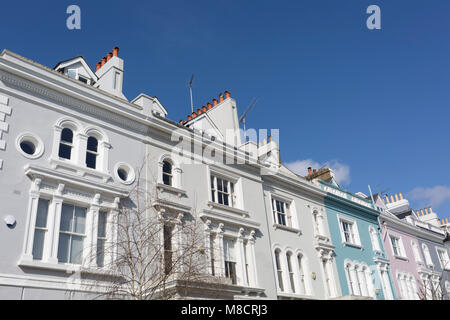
[378,192,450,300]
[307,169,396,300]
[0,46,449,300]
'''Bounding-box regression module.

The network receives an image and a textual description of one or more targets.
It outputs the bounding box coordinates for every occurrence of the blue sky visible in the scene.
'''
[1,0,450,219]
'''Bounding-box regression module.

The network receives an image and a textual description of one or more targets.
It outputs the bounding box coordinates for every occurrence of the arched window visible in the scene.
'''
[345,263,355,295]
[59,128,73,160]
[274,249,284,292]
[411,241,422,263]
[162,160,173,186]
[422,244,433,267]
[286,252,296,293]
[297,254,307,295]
[86,136,98,169]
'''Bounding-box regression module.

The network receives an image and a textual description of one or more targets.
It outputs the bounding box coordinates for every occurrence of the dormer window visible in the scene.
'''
[86,136,98,169]
[78,76,88,84]
[59,128,73,160]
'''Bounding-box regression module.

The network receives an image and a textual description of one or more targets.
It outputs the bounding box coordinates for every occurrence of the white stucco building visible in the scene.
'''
[0,47,348,300]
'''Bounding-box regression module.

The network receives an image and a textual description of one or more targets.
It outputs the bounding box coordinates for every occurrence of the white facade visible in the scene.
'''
[0,48,345,300]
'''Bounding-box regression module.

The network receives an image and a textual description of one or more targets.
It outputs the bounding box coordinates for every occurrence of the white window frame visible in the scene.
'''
[271,197,293,227]
[422,244,434,268]
[19,180,118,274]
[51,118,111,175]
[411,241,423,264]
[369,226,382,254]
[157,154,183,190]
[389,234,407,259]
[209,172,239,208]
[338,216,362,247]
[436,247,450,270]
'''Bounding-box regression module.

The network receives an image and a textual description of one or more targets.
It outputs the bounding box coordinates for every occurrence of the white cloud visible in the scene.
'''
[285,159,351,186]
[407,185,450,209]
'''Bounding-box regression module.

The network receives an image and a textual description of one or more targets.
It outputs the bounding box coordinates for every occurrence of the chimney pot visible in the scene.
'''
[96,62,101,71]
[202,106,207,112]
[385,196,389,204]
[429,207,433,213]
[192,112,197,118]
[420,209,424,216]
[187,115,192,121]
[425,208,429,215]
[307,167,312,176]
[394,194,399,202]
[313,169,317,174]
[446,218,449,224]
[107,52,113,61]
[101,57,107,66]
[399,192,403,200]
[219,93,224,102]
[224,90,231,99]
[112,47,119,57]
[197,108,202,115]
[213,99,218,106]
[207,102,212,109]
[390,195,394,203]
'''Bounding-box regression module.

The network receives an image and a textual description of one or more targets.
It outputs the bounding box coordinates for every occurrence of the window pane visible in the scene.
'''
[61,128,73,143]
[60,204,73,232]
[223,238,235,261]
[87,136,98,152]
[163,161,172,174]
[163,173,172,186]
[70,235,84,264]
[32,229,46,260]
[57,233,70,263]
[97,239,105,267]
[223,193,229,206]
[58,144,72,160]
[74,207,86,234]
[35,199,49,228]
[86,152,97,169]
[98,211,107,238]
[218,192,223,205]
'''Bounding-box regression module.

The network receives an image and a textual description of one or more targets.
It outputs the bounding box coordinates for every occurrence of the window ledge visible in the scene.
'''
[49,157,111,182]
[342,242,363,250]
[394,255,409,261]
[156,183,187,198]
[315,234,330,242]
[18,258,80,274]
[277,291,315,300]
[273,224,302,235]
[207,201,249,217]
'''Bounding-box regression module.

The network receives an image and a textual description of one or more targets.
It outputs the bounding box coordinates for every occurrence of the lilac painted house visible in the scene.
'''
[376,192,449,300]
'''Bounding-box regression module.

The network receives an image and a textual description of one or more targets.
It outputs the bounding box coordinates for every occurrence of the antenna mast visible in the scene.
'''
[239,98,258,133]
[188,74,194,113]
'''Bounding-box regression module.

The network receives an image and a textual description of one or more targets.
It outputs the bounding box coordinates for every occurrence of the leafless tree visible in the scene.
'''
[78,160,225,300]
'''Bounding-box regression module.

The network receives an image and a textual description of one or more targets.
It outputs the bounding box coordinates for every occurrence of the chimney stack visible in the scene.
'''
[101,57,107,66]
[308,167,312,176]
[207,102,212,110]
[106,52,113,62]
[219,93,224,102]
[213,98,218,106]
[399,192,403,200]
[224,90,231,99]
[96,62,101,71]
[112,46,119,57]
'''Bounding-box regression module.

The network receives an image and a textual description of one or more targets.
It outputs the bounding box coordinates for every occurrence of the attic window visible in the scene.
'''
[78,76,88,84]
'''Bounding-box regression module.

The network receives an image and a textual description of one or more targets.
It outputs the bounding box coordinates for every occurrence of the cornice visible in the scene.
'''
[380,213,445,243]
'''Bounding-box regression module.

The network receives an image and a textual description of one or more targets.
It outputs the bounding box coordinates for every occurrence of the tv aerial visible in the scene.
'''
[239,98,258,133]
[188,74,194,113]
